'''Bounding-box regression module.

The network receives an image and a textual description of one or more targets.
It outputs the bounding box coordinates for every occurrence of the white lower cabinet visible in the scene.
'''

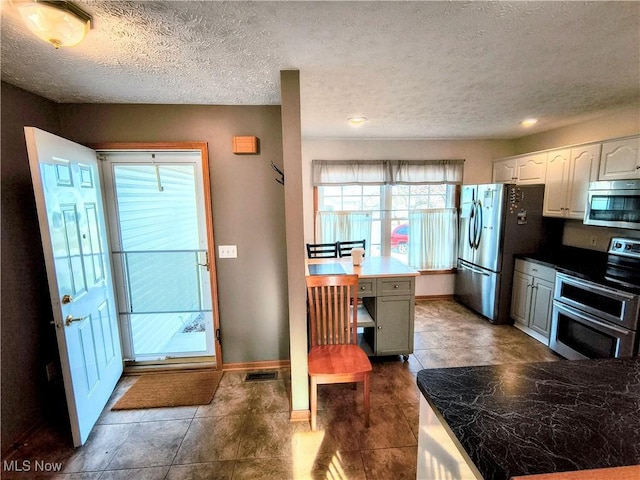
[511,259,555,345]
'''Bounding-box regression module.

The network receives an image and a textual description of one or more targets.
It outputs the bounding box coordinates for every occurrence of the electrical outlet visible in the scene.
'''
[218,245,237,258]
[590,235,598,247]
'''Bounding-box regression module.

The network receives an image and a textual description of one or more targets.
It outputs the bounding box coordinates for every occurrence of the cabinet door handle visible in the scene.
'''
[394,285,399,289]
[377,326,382,330]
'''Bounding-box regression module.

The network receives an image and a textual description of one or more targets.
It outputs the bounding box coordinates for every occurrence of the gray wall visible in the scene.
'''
[1,82,66,454]
[1,85,289,453]
[57,103,289,366]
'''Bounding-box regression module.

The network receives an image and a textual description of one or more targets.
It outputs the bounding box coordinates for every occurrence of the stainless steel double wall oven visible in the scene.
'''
[549,238,640,360]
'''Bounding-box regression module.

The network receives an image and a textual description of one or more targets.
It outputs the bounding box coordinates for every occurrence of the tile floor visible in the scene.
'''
[2,300,561,480]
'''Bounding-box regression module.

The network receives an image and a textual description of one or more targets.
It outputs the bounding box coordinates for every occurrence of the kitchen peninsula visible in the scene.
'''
[416,358,640,480]
[306,256,419,358]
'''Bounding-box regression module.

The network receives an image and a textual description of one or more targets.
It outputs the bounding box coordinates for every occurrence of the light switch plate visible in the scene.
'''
[218,245,237,258]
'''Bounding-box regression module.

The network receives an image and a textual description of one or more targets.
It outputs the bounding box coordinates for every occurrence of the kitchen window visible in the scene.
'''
[312,160,463,270]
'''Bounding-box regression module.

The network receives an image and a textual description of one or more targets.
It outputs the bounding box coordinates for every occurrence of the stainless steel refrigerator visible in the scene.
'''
[454,183,551,325]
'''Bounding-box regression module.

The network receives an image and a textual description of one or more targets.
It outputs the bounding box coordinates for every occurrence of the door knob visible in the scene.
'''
[61,294,73,304]
[65,315,87,326]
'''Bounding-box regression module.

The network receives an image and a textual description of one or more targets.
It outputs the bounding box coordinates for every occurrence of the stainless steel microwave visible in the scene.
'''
[584,180,640,230]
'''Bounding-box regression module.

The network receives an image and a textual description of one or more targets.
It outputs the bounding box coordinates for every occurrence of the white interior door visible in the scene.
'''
[25,127,123,447]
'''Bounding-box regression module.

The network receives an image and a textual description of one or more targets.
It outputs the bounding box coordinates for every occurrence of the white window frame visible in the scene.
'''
[315,184,457,265]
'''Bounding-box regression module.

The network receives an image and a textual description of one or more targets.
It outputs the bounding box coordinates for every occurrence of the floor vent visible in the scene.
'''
[244,371,278,382]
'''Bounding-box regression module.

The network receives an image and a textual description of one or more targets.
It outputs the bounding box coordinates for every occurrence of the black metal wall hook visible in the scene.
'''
[271,160,284,185]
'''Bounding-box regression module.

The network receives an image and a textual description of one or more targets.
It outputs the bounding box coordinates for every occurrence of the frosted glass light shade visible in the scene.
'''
[347,116,368,127]
[16,1,91,48]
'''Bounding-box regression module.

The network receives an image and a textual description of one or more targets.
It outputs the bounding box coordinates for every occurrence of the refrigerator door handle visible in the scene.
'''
[471,202,478,249]
[474,200,483,249]
[459,261,491,277]
[468,201,476,248]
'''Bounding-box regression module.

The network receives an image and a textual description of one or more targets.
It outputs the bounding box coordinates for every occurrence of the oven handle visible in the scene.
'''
[553,301,633,336]
[555,272,636,302]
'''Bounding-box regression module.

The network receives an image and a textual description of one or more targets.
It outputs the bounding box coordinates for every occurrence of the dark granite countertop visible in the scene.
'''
[515,246,640,294]
[417,358,640,480]
[516,246,607,280]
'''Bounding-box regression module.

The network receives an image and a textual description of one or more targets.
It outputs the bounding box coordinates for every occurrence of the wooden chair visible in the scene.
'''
[306,274,372,430]
[306,242,338,258]
[337,239,366,257]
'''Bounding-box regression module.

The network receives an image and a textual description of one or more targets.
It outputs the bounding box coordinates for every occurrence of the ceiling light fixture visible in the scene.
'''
[520,118,538,127]
[347,116,368,127]
[14,0,92,49]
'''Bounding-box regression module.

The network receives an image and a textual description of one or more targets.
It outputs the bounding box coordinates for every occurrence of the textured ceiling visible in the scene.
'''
[1,1,639,139]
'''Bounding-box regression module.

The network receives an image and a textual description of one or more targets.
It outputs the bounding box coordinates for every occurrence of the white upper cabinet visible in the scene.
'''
[516,153,547,184]
[599,136,640,180]
[566,145,601,217]
[543,149,571,217]
[492,153,547,184]
[492,158,517,183]
[543,144,600,219]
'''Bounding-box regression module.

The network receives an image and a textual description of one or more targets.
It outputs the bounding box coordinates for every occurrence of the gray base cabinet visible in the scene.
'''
[511,259,555,345]
[360,276,415,357]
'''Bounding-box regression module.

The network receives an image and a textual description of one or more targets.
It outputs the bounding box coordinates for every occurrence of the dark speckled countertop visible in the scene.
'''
[516,246,608,281]
[515,246,640,295]
[417,358,640,480]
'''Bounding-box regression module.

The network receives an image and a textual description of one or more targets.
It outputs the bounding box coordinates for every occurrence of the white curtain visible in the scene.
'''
[311,159,464,186]
[408,208,458,270]
[312,160,389,185]
[392,160,463,185]
[315,211,372,254]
